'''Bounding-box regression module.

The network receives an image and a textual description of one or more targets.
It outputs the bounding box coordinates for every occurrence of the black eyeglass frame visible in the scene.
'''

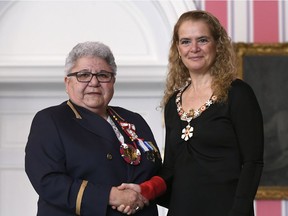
[67,70,115,83]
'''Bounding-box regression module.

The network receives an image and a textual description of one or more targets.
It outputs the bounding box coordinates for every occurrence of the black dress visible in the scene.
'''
[159,79,264,216]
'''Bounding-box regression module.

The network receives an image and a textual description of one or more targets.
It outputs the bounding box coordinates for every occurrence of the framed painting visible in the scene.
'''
[234,42,288,199]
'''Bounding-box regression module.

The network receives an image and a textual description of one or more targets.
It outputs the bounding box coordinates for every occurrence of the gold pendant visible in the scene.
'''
[181,124,194,141]
[120,143,141,165]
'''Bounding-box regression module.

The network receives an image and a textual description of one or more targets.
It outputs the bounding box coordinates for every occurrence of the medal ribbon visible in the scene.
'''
[120,122,155,153]
[107,108,142,165]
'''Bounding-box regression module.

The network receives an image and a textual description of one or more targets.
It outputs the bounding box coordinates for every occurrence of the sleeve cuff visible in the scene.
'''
[76,180,88,215]
[140,176,166,200]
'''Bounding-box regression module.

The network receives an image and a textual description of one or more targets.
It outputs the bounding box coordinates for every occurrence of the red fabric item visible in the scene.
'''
[140,176,167,200]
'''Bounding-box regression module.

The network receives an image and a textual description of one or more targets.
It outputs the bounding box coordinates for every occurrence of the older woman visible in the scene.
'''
[119,10,264,216]
[25,41,162,216]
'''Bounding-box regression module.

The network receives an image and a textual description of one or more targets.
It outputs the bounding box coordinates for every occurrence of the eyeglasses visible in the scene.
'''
[67,70,115,83]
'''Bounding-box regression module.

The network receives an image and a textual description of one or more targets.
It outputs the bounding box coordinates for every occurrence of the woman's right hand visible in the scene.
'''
[109,186,148,215]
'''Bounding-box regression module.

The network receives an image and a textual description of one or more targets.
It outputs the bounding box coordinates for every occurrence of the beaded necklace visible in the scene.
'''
[176,84,217,141]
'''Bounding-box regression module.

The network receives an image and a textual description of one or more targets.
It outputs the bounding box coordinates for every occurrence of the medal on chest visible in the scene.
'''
[107,107,161,164]
[120,143,141,165]
[107,108,142,165]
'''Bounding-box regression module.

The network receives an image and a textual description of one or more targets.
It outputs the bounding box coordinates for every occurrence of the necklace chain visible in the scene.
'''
[176,83,217,141]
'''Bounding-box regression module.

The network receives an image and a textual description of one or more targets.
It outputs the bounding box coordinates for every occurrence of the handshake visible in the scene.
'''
[109,183,148,215]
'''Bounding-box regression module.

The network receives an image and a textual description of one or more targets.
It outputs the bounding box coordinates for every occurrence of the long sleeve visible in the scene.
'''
[228,80,264,215]
[25,103,162,216]
[155,94,179,207]
[25,109,111,216]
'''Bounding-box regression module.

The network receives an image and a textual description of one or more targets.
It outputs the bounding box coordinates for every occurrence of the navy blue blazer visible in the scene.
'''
[25,101,162,216]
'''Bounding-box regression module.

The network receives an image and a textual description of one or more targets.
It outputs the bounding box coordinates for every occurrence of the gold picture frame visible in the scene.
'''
[234,42,288,78]
[234,42,288,200]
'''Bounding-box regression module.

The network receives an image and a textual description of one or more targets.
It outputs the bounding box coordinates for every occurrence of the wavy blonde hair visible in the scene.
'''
[161,10,237,107]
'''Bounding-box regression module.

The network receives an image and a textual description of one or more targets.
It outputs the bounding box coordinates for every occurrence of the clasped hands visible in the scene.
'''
[109,183,148,215]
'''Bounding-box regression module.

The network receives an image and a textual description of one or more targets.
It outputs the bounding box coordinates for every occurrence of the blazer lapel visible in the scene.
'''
[67,101,117,143]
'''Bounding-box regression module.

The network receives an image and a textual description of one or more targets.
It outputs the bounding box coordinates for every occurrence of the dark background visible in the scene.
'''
[243,55,288,186]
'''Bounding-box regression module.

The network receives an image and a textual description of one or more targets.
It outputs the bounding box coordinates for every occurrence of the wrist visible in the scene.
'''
[109,187,119,206]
